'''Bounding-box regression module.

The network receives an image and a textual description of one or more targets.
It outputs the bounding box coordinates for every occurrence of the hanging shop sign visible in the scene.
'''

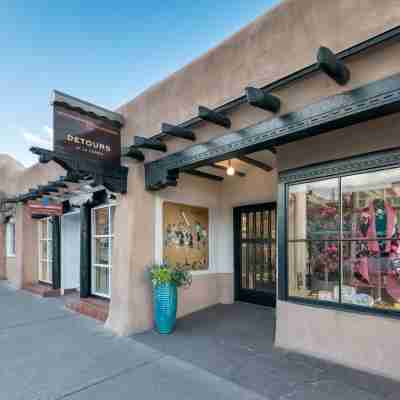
[53,92,122,168]
[27,200,63,217]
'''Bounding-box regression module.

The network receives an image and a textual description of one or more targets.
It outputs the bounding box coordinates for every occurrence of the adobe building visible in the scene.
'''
[2,0,400,380]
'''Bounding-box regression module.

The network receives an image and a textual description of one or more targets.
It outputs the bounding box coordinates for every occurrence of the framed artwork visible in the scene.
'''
[163,201,209,271]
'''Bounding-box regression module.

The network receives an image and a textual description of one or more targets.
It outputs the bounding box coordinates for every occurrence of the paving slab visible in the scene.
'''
[133,302,400,400]
[64,356,266,400]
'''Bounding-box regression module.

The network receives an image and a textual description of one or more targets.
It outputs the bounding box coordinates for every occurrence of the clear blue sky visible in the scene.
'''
[1,0,279,166]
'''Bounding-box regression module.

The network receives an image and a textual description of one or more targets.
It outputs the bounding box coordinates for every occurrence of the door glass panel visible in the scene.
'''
[95,238,110,265]
[241,243,247,288]
[95,208,109,236]
[94,266,109,295]
[248,212,254,240]
[241,214,247,239]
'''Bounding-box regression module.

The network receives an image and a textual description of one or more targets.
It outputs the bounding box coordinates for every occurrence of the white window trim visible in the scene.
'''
[91,204,115,298]
[38,218,53,284]
[6,222,16,257]
[155,196,215,275]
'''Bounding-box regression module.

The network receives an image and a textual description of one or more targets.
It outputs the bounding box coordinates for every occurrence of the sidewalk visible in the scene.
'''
[0,281,398,400]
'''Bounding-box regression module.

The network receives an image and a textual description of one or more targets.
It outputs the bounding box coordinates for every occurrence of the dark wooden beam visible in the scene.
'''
[245,87,281,113]
[38,185,59,193]
[125,147,145,162]
[238,156,273,172]
[134,136,167,152]
[317,46,350,85]
[148,27,400,143]
[184,170,224,182]
[210,164,246,177]
[198,106,231,129]
[145,73,400,190]
[49,180,68,189]
[161,123,196,141]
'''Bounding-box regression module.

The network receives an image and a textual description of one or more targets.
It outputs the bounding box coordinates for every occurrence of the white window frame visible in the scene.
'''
[91,204,115,298]
[6,222,16,257]
[38,218,53,284]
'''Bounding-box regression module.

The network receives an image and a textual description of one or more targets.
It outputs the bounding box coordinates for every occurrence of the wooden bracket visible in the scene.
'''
[161,123,196,141]
[198,106,231,129]
[125,147,145,162]
[245,87,281,113]
[134,136,167,152]
[317,46,350,85]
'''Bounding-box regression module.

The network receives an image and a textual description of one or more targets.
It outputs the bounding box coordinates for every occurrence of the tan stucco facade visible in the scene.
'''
[2,0,400,381]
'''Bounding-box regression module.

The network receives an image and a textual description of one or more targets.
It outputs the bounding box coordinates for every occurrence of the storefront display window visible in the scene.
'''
[39,218,52,284]
[92,205,115,298]
[287,167,400,312]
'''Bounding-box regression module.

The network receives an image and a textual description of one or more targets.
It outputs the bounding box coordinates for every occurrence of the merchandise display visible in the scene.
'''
[287,167,400,312]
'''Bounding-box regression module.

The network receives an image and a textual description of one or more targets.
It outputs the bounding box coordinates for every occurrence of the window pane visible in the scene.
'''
[342,240,400,310]
[48,241,52,261]
[94,266,110,295]
[48,261,53,283]
[340,167,400,311]
[41,220,48,239]
[342,168,400,240]
[288,241,339,302]
[95,238,110,265]
[95,208,109,236]
[110,206,115,235]
[41,261,48,282]
[288,179,339,241]
[47,219,52,239]
[41,241,48,260]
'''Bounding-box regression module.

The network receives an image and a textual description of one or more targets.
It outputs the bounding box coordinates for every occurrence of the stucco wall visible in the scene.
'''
[11,204,39,289]
[107,161,277,334]
[1,161,65,288]
[275,300,400,381]
[117,0,400,161]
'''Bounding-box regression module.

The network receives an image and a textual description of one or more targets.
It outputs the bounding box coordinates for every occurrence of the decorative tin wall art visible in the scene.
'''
[163,201,209,271]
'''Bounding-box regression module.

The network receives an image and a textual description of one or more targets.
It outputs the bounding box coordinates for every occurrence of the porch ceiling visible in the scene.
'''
[144,73,400,190]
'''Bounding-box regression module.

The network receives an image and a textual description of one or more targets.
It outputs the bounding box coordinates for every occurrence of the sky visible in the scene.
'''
[0,0,279,167]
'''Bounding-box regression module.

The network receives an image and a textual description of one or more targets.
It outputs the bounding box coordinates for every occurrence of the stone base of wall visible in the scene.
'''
[66,297,109,322]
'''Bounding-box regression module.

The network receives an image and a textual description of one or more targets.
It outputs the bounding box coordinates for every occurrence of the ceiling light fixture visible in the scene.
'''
[226,160,235,176]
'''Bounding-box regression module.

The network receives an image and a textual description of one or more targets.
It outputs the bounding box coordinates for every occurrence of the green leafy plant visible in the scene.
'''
[149,263,192,288]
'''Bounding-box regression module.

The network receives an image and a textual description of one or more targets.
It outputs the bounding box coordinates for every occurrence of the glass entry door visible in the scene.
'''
[234,203,276,307]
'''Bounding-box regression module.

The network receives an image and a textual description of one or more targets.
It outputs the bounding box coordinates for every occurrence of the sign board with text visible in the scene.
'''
[53,105,121,168]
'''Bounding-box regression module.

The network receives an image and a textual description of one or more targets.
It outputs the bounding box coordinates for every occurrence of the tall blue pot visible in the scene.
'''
[153,283,177,334]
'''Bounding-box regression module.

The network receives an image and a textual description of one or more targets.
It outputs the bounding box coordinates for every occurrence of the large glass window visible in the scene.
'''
[6,222,16,257]
[39,218,52,284]
[91,205,115,298]
[288,166,400,312]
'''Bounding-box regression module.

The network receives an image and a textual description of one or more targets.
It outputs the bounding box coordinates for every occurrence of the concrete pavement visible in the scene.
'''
[1,281,399,400]
[0,282,265,400]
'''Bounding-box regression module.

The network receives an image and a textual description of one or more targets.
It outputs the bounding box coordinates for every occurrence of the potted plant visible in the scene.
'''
[149,263,192,334]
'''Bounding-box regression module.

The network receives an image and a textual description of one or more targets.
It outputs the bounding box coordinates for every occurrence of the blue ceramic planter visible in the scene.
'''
[153,283,177,334]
